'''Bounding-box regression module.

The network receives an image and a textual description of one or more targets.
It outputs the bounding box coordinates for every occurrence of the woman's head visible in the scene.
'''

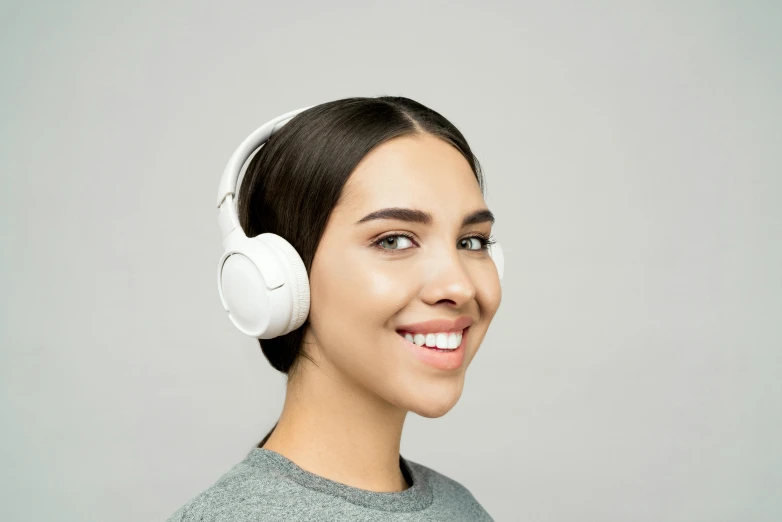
[238,96,501,418]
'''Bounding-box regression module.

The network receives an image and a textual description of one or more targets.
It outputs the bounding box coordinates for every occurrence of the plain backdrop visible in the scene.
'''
[1,1,780,521]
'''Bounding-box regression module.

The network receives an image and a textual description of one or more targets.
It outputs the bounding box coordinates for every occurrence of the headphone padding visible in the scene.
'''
[259,233,311,334]
[489,241,504,281]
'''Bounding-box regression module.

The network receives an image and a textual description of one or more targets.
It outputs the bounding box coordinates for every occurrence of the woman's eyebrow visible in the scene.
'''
[354,207,495,227]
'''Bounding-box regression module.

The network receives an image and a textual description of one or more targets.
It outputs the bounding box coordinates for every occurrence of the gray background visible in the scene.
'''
[1,1,780,521]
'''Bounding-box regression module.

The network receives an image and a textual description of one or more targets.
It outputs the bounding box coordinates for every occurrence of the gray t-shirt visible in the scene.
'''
[166,448,493,521]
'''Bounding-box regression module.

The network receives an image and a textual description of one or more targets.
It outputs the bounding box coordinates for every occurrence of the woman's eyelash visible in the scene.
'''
[374,232,496,252]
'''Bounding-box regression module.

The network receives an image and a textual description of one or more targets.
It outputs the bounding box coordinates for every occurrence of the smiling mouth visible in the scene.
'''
[395,327,470,351]
[396,327,469,371]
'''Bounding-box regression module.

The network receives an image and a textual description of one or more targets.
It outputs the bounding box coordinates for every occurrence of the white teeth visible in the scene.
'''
[399,329,464,350]
[436,333,448,348]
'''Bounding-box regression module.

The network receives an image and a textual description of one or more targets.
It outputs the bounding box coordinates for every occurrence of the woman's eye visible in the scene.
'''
[460,237,487,251]
[377,234,415,251]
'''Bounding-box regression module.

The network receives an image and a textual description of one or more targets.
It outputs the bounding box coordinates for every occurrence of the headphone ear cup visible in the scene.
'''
[218,245,276,338]
[260,233,311,334]
[488,241,504,281]
[218,232,305,339]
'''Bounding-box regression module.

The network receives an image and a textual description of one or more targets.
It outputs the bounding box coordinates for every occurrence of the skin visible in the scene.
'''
[262,132,502,492]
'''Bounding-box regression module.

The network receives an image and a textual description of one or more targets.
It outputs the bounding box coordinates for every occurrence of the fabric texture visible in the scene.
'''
[166,448,493,521]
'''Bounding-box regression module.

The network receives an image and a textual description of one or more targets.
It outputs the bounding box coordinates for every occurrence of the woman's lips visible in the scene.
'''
[398,326,469,371]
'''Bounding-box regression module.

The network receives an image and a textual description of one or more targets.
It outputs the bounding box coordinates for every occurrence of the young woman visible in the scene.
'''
[168,96,503,521]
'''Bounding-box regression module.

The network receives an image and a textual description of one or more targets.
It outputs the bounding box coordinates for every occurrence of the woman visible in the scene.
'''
[168,96,503,521]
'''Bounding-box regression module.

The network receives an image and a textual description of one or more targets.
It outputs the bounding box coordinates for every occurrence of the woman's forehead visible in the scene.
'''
[342,134,482,205]
[326,137,485,233]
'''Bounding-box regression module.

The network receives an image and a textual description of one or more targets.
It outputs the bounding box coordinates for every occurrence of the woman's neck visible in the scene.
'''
[261,352,410,492]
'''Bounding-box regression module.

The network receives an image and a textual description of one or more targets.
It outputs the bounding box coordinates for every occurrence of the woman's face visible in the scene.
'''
[303,133,502,418]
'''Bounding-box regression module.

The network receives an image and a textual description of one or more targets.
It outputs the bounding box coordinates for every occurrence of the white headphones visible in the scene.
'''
[216,106,504,339]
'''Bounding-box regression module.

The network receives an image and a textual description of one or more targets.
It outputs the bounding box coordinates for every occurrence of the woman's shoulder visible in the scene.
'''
[165,456,299,522]
[165,459,256,522]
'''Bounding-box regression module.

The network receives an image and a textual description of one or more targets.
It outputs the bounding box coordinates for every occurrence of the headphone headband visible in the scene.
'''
[216,106,314,241]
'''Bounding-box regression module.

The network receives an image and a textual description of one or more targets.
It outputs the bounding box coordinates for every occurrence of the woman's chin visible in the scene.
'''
[404,384,465,419]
